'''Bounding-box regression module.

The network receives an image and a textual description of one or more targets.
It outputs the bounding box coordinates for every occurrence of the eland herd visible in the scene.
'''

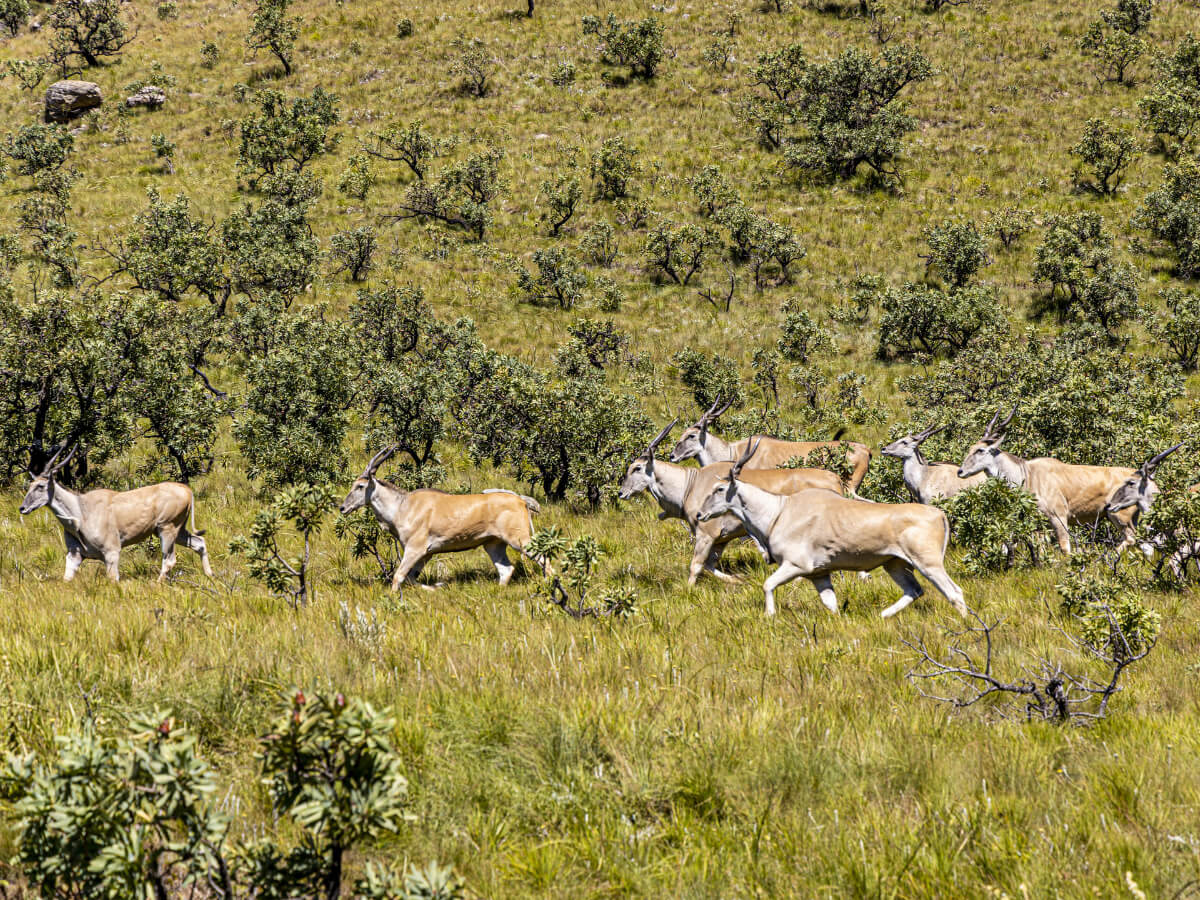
[17,401,1188,617]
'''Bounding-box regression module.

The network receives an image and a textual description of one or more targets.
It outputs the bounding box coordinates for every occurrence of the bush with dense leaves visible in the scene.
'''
[581,13,664,80]
[1138,35,1200,158]
[934,478,1047,575]
[395,146,505,240]
[1070,118,1138,195]
[236,87,340,187]
[246,0,300,75]
[876,282,1006,358]
[47,0,135,74]
[1,123,73,176]
[643,219,720,285]
[1144,286,1200,370]
[921,218,990,288]
[589,136,639,201]
[1133,159,1200,278]
[517,247,587,309]
[1078,18,1144,86]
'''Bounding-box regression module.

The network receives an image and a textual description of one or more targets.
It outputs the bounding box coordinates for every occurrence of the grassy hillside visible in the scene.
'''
[2,0,1200,896]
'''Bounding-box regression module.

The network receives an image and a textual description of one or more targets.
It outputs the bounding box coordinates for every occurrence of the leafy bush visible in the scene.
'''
[671,348,743,410]
[396,17,413,38]
[47,0,135,74]
[338,152,374,201]
[0,0,29,36]
[550,59,576,86]
[526,528,638,618]
[450,34,492,97]
[2,123,73,176]
[223,196,319,302]
[579,220,618,266]
[589,136,639,200]
[230,483,337,606]
[777,298,833,363]
[150,133,176,174]
[1133,159,1200,277]
[921,218,989,287]
[643,219,719,285]
[200,40,219,68]
[1103,0,1152,35]
[394,146,505,240]
[1137,34,1200,158]
[236,87,340,187]
[935,478,1046,575]
[876,282,1006,357]
[539,153,582,236]
[328,225,377,281]
[361,120,453,181]
[1057,556,1160,661]
[246,0,300,75]
[517,247,587,309]
[689,165,739,218]
[1144,286,1200,370]
[985,205,1034,250]
[1078,19,1144,85]
[1070,118,1138,195]
[581,14,664,80]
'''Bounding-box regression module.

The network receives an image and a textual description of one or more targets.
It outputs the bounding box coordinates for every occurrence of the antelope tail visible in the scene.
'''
[188,495,206,536]
[832,428,847,441]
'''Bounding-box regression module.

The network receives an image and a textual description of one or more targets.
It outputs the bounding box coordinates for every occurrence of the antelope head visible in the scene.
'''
[340,445,398,514]
[618,419,676,500]
[670,397,733,463]
[698,439,759,522]
[958,405,1017,478]
[20,444,77,515]
[881,423,946,461]
[1106,443,1184,515]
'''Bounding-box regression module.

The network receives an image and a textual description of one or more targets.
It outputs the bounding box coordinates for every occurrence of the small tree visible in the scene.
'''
[450,35,492,97]
[328,225,376,282]
[539,153,582,236]
[935,478,1046,574]
[360,120,452,181]
[223,196,319,303]
[581,14,664,80]
[689,165,739,218]
[392,146,505,241]
[643,220,719,285]
[150,132,176,174]
[876,283,1006,357]
[1133,159,1200,278]
[2,123,73,176]
[1137,35,1200,158]
[517,247,587,309]
[337,152,374,201]
[236,87,340,187]
[777,299,833,363]
[1070,118,1138,195]
[47,0,136,73]
[1078,19,1144,85]
[671,348,743,410]
[246,0,300,75]
[1103,0,1152,35]
[921,218,989,287]
[579,220,618,266]
[0,0,29,35]
[985,205,1034,250]
[525,528,638,618]
[1144,286,1200,370]
[230,483,336,607]
[589,136,639,200]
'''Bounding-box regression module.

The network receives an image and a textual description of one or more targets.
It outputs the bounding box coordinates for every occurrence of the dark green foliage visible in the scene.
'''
[671,348,743,411]
[689,165,739,218]
[1032,212,1140,334]
[395,146,505,240]
[337,153,374,201]
[1078,20,1144,85]
[230,483,337,606]
[0,0,29,35]
[1103,0,1153,35]
[1138,34,1200,157]
[517,247,587,309]
[900,326,1181,465]
[539,152,583,236]
[328,225,376,282]
[876,283,1006,357]
[581,14,664,80]
[935,479,1046,575]
[1133,159,1200,277]
[246,0,300,75]
[233,307,354,489]
[47,0,135,73]
[1144,287,1200,370]
[223,196,319,302]
[2,123,73,176]
[236,87,340,186]
[1057,556,1160,658]
[921,219,989,288]
[745,43,932,180]
[985,205,1034,250]
[450,35,492,97]
[777,298,833,363]
[1070,118,1138,195]
[395,18,414,38]
[361,120,453,181]
[643,219,719,285]
[554,318,628,375]
[525,528,638,618]
[589,136,639,201]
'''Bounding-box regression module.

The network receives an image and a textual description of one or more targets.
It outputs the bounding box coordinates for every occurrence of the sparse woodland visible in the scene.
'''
[2,0,1200,895]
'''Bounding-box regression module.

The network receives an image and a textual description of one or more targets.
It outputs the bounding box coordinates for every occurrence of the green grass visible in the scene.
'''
[2,0,1200,895]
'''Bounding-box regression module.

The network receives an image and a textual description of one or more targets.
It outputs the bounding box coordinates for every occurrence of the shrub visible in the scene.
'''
[156,0,178,20]
[337,152,374,202]
[246,0,300,75]
[517,247,587,309]
[236,87,340,186]
[579,220,618,266]
[589,136,639,200]
[395,17,413,38]
[539,155,582,236]
[1031,212,1138,333]
[550,59,576,86]
[1078,19,1144,85]
[4,57,49,91]
[921,218,989,287]
[985,204,1034,250]
[643,219,720,285]
[47,0,135,73]
[200,40,219,68]
[395,146,505,241]
[223,196,319,302]
[671,348,743,411]
[150,132,175,174]
[689,165,739,218]
[875,283,1005,357]
[0,0,29,35]
[1144,286,1200,370]
[1,123,72,176]
[1070,118,1138,195]
[328,225,376,281]
[1103,0,1153,35]
[935,478,1046,575]
[581,13,664,80]
[526,528,638,618]
[777,298,833,362]
[1137,35,1200,158]
[450,34,492,97]
[361,120,453,181]
[1133,159,1200,277]
[738,44,807,150]
[230,483,337,606]
[703,36,734,72]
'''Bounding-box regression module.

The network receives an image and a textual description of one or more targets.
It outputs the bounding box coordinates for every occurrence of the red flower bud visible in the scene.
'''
[335,693,346,709]
[159,719,171,736]
[294,690,306,707]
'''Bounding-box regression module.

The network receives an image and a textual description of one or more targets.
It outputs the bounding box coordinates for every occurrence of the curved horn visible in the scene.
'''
[915,423,946,443]
[997,404,1018,433]
[43,443,77,478]
[697,397,723,427]
[645,418,678,457]
[730,438,760,480]
[38,444,65,478]
[983,408,1001,440]
[363,445,398,478]
[1143,442,1184,476]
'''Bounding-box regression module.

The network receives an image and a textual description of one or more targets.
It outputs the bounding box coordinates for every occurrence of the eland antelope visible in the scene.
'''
[19,445,212,583]
[697,441,965,618]
[668,398,873,492]
[340,446,547,590]
[881,424,987,503]
[618,420,844,584]
[1102,444,1187,564]
[958,407,1149,554]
